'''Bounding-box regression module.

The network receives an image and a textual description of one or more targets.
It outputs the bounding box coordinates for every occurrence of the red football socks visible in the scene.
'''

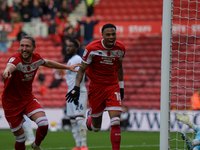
[15,141,25,150]
[35,125,48,146]
[110,125,121,150]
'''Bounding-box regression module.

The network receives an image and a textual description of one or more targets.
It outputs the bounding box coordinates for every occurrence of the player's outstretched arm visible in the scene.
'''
[43,59,81,72]
[176,112,192,128]
[2,64,16,79]
[65,62,89,105]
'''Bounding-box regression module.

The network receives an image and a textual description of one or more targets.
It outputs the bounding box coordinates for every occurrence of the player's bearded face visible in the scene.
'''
[20,39,35,62]
[102,28,116,48]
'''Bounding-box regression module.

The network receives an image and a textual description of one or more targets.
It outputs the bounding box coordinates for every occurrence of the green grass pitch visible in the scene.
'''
[0,129,188,150]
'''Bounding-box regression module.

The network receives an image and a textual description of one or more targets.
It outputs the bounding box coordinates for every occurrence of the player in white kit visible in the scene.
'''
[23,115,35,146]
[65,39,88,150]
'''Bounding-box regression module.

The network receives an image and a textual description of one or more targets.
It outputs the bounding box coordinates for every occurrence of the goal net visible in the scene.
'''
[160,0,200,149]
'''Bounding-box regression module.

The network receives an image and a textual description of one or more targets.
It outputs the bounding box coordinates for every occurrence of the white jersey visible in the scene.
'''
[66,54,87,92]
[66,54,88,117]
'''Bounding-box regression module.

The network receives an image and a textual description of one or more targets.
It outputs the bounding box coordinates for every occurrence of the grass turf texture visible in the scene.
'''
[0,130,189,150]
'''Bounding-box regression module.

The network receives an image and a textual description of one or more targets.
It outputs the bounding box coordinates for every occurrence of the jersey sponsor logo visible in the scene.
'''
[22,72,34,81]
[9,57,16,62]
[100,56,115,65]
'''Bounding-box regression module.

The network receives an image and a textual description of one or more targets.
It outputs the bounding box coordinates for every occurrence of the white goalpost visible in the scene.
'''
[160,0,200,149]
[160,0,172,149]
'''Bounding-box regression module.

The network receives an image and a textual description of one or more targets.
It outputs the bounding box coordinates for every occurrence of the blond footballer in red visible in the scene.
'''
[66,24,125,150]
[2,36,80,150]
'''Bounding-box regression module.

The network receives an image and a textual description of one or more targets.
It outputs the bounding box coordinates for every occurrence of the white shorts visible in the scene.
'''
[67,91,87,118]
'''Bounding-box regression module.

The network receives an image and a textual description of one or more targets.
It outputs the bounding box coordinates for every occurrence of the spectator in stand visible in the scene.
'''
[1,35,80,150]
[12,0,21,13]
[86,0,94,17]
[120,105,130,131]
[19,0,32,22]
[31,0,42,23]
[48,19,56,35]
[37,67,46,95]
[0,1,9,22]
[77,16,99,45]
[38,0,49,16]
[60,0,70,16]
[63,26,76,41]
[10,11,22,25]
[43,13,52,26]
[47,0,58,19]
[0,26,12,53]
[49,69,65,89]
[190,90,200,110]
[66,0,73,13]
[17,27,27,41]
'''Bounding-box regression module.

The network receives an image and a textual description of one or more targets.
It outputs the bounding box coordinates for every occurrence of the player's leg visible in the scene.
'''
[109,111,121,150]
[26,99,48,149]
[13,127,26,150]
[70,117,81,150]
[75,92,88,150]
[5,113,27,150]
[86,109,103,132]
[67,101,81,150]
[6,116,26,150]
[23,115,35,146]
[30,111,48,149]
[76,117,88,150]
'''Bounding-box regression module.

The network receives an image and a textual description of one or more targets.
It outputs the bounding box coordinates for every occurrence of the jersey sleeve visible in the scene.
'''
[7,56,20,68]
[82,45,94,64]
[119,42,126,60]
[35,52,46,65]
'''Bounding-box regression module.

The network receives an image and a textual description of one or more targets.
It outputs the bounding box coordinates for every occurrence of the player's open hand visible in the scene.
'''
[69,63,81,72]
[65,86,80,105]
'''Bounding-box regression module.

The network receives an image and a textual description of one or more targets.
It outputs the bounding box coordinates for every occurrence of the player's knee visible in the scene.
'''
[35,116,49,127]
[77,117,86,128]
[14,133,26,143]
[110,117,120,126]
[92,124,101,132]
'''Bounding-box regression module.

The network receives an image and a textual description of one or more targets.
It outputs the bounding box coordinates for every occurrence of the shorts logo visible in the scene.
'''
[9,57,16,62]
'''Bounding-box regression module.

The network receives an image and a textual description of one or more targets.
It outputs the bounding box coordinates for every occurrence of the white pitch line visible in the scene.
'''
[2,144,160,150]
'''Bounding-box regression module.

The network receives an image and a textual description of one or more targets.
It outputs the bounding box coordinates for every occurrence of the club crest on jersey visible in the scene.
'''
[9,57,16,62]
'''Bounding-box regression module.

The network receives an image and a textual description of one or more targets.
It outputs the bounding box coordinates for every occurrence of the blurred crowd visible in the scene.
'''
[0,0,81,23]
[0,0,99,59]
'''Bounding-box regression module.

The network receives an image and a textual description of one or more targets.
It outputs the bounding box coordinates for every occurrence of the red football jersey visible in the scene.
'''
[2,52,45,102]
[82,39,125,85]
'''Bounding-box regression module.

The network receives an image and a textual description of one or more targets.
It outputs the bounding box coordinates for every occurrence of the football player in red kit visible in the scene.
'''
[2,35,80,150]
[66,23,125,150]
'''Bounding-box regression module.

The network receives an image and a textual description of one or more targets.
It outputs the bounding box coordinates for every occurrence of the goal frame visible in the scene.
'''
[160,0,173,149]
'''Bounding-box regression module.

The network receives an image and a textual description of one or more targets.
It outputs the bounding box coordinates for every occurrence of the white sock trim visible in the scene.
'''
[14,133,26,143]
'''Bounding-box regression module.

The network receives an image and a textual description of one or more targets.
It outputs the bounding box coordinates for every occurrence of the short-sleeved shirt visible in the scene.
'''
[2,52,45,114]
[82,39,125,85]
[66,54,87,92]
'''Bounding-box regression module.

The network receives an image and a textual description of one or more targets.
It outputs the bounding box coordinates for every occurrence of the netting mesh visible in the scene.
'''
[170,0,200,149]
